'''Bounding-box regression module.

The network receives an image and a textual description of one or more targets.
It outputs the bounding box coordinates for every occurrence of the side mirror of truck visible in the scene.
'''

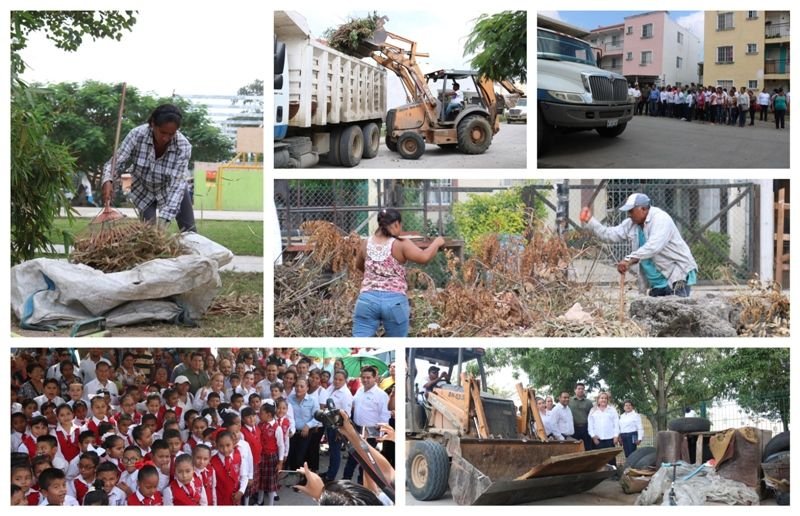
[275,38,286,90]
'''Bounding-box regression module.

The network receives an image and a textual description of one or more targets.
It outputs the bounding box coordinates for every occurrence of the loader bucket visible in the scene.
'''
[447,439,620,505]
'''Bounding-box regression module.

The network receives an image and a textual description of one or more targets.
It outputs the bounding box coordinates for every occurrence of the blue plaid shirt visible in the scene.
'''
[102,124,192,222]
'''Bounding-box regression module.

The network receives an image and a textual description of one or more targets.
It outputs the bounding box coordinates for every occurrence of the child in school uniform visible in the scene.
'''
[53,404,81,463]
[103,434,126,474]
[95,462,126,505]
[65,430,95,480]
[81,396,110,441]
[181,409,199,442]
[162,453,207,505]
[184,415,209,454]
[149,439,172,491]
[67,451,99,504]
[256,401,284,506]
[19,415,49,459]
[38,467,80,505]
[193,444,217,506]
[131,423,153,460]
[126,464,163,505]
[11,411,27,452]
[240,407,262,504]
[11,463,40,506]
[209,430,247,505]
[11,484,26,506]
[72,400,89,427]
[36,434,69,473]
[119,445,143,495]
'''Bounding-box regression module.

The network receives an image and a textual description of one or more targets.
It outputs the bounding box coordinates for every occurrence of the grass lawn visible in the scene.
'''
[11,271,263,338]
[47,218,263,256]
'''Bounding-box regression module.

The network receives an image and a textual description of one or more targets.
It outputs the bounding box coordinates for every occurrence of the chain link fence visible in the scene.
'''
[275,179,760,283]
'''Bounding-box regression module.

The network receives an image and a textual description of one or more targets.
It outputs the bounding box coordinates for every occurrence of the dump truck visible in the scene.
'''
[406,347,619,505]
[537,27,634,156]
[274,11,387,168]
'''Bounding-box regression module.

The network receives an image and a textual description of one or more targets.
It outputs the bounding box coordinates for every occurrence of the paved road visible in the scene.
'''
[315,122,527,169]
[538,114,790,168]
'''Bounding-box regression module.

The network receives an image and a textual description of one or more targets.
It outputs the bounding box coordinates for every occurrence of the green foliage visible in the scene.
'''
[488,348,727,431]
[11,81,77,265]
[453,188,529,253]
[464,11,527,83]
[11,11,137,76]
[30,81,233,193]
[709,348,790,428]
[690,230,732,280]
[323,12,381,54]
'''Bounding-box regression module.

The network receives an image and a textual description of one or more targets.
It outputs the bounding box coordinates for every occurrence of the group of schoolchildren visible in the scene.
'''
[631,83,790,129]
[10,348,368,506]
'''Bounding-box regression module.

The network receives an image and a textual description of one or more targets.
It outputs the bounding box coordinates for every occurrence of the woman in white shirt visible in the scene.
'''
[619,400,645,458]
[587,392,620,466]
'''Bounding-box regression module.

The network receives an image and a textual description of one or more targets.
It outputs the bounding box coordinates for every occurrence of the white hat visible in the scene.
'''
[174,375,190,384]
[618,193,651,212]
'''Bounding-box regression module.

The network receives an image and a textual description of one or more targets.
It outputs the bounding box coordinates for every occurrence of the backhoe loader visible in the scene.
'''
[357,22,525,160]
[406,348,619,505]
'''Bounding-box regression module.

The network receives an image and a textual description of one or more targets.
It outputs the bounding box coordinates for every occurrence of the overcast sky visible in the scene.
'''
[19,8,266,97]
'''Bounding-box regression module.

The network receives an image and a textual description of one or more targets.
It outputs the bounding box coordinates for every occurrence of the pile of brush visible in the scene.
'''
[323,12,382,55]
[70,221,188,273]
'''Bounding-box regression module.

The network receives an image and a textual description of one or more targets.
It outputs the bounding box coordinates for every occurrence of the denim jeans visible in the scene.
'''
[649,282,691,298]
[324,427,341,481]
[352,290,410,337]
[620,431,639,458]
[141,185,196,232]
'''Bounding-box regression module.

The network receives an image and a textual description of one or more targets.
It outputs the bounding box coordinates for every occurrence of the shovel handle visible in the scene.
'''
[618,273,626,322]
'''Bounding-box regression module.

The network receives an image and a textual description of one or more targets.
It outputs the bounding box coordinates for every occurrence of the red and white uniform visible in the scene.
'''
[161,475,207,505]
[126,490,163,506]
[210,449,245,505]
[52,424,81,462]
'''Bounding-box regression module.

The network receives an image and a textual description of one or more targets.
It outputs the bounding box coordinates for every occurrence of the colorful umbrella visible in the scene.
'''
[341,354,388,378]
[297,348,351,360]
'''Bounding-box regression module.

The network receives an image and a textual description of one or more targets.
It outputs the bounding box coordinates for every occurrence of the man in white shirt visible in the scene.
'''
[46,349,73,381]
[79,349,105,383]
[758,88,771,122]
[445,82,464,119]
[256,363,281,398]
[550,391,575,441]
[342,366,391,481]
[82,361,119,406]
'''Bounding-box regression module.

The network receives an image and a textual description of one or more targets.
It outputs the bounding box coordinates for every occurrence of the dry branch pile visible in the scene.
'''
[731,279,790,337]
[70,222,187,273]
[275,220,646,337]
[323,12,382,55]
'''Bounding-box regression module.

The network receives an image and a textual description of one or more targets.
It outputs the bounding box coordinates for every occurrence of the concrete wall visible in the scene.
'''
[663,16,702,85]
[704,11,766,89]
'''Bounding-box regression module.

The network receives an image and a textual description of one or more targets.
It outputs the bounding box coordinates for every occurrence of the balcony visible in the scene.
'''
[604,43,624,55]
[765,58,790,75]
[765,22,790,39]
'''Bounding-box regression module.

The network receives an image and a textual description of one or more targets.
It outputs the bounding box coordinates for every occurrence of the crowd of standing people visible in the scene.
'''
[630,83,789,129]
[535,383,645,468]
[11,348,395,506]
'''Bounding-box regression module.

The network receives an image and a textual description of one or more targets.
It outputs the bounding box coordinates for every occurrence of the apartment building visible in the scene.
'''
[704,10,790,92]
[589,11,701,87]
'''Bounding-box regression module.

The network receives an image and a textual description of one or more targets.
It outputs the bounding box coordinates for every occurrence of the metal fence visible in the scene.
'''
[275,179,760,283]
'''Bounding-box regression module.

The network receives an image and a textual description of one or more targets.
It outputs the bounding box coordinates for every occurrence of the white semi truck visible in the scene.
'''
[274,11,387,168]
[537,27,634,155]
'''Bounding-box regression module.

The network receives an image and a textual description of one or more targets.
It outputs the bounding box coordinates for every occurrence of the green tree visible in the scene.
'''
[710,348,790,429]
[487,348,721,431]
[34,81,233,192]
[235,79,264,108]
[10,11,136,265]
[464,11,526,83]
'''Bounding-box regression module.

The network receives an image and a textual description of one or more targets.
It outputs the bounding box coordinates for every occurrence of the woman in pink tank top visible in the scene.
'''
[352,208,444,337]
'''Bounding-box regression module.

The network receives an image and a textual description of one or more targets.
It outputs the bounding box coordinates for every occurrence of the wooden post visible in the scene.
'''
[618,273,626,322]
[529,389,547,441]
[774,188,788,287]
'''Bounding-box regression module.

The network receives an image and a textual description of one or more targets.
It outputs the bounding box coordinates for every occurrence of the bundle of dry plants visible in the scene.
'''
[731,277,790,337]
[323,12,382,55]
[70,221,187,273]
[274,221,362,337]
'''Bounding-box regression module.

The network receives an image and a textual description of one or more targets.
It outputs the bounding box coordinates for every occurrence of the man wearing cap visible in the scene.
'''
[173,375,195,411]
[422,365,450,397]
[182,352,208,395]
[580,193,698,297]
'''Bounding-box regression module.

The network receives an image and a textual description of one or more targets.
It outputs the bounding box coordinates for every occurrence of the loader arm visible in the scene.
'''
[477,76,525,133]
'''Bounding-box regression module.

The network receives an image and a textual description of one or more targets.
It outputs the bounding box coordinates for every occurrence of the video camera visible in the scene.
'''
[314,398,344,428]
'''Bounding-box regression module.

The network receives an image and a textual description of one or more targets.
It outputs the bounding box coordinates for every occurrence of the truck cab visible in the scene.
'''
[537,27,634,155]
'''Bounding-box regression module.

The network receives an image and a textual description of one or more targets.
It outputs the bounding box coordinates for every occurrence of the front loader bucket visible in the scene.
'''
[447,438,620,505]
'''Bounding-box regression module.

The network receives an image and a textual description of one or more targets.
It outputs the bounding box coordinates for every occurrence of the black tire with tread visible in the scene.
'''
[397,132,425,160]
[385,109,398,152]
[407,440,450,501]
[326,129,342,166]
[361,122,380,159]
[338,125,363,167]
[763,431,790,460]
[457,115,492,154]
[624,446,656,469]
[667,417,711,433]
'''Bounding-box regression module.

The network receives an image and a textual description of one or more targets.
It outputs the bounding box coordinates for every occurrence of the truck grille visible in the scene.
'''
[587,75,629,101]
[509,109,521,116]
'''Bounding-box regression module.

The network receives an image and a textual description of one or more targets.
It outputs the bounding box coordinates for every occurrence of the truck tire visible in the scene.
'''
[385,109,398,152]
[624,446,656,470]
[407,440,450,501]
[537,110,551,156]
[397,132,425,160]
[595,122,627,138]
[762,432,790,460]
[361,122,380,159]
[326,129,342,166]
[457,115,492,154]
[667,417,711,433]
[338,125,364,167]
